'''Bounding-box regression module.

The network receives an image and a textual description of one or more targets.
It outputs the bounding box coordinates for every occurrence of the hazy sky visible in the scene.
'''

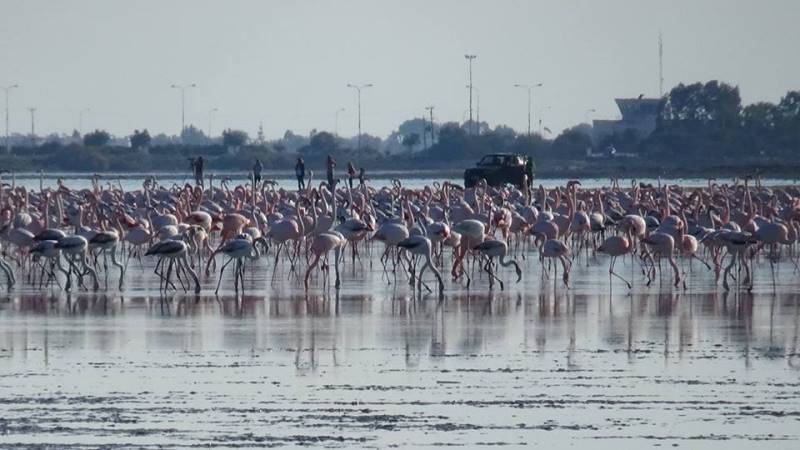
[2,0,798,139]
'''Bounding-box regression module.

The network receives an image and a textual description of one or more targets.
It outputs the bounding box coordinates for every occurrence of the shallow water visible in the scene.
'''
[4,170,799,192]
[1,244,799,448]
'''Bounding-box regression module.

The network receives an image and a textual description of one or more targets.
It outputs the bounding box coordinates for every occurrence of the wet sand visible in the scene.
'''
[1,250,800,448]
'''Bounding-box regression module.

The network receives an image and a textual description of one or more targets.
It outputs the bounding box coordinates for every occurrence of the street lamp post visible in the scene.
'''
[208,108,219,138]
[346,83,373,150]
[465,85,481,135]
[514,83,543,137]
[334,107,346,137]
[3,84,19,152]
[171,83,197,137]
[464,54,477,135]
[78,108,90,136]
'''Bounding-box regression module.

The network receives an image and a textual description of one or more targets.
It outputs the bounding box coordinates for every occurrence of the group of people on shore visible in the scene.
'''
[190,155,367,191]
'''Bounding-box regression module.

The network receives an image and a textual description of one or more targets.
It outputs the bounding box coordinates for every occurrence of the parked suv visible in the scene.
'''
[463,153,532,188]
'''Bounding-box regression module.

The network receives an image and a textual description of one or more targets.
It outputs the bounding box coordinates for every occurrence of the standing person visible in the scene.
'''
[253,158,263,187]
[295,157,306,191]
[326,154,337,187]
[347,161,357,189]
[188,157,196,177]
[358,167,367,188]
[194,156,205,187]
[525,156,534,188]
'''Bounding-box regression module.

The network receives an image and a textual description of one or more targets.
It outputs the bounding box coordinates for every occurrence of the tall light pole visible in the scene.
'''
[78,108,90,136]
[464,54,477,135]
[27,107,36,147]
[3,84,19,152]
[334,107,346,137]
[466,85,481,135]
[425,105,435,147]
[346,83,372,150]
[171,83,197,136]
[208,107,218,138]
[514,82,543,137]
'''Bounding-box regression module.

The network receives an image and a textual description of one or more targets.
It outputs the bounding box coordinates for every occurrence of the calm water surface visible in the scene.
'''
[4,171,799,192]
[1,244,799,448]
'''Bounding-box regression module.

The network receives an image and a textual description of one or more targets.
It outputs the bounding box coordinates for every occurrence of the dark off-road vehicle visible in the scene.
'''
[463,153,533,188]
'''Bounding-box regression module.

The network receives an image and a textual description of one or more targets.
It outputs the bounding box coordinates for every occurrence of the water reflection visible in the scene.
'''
[2,288,800,372]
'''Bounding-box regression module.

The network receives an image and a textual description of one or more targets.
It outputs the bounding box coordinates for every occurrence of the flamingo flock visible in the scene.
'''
[0,174,798,296]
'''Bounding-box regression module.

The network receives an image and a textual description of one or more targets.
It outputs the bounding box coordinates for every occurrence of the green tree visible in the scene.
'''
[222,129,249,147]
[300,131,338,156]
[401,133,421,153]
[775,91,800,131]
[130,129,152,149]
[773,91,800,152]
[181,125,210,145]
[552,127,592,158]
[83,129,111,147]
[661,80,741,127]
[478,125,518,153]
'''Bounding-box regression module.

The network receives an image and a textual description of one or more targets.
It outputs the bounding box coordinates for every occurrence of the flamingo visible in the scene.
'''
[89,230,125,290]
[641,232,681,288]
[55,235,99,292]
[597,235,632,289]
[0,243,15,289]
[397,235,444,297]
[371,222,410,282]
[450,219,486,285]
[304,231,346,290]
[145,239,201,294]
[30,240,60,288]
[472,239,522,290]
[205,237,256,295]
[541,239,571,288]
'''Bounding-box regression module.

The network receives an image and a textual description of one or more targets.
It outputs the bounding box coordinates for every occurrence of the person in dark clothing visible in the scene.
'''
[295,158,306,190]
[253,159,263,186]
[358,167,366,188]
[326,155,337,187]
[190,156,205,187]
[525,157,534,188]
[347,161,357,189]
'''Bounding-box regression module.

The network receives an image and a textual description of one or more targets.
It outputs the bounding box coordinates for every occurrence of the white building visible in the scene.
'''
[592,98,664,144]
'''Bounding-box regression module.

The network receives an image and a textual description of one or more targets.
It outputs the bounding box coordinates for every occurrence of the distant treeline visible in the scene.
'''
[1,80,798,177]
